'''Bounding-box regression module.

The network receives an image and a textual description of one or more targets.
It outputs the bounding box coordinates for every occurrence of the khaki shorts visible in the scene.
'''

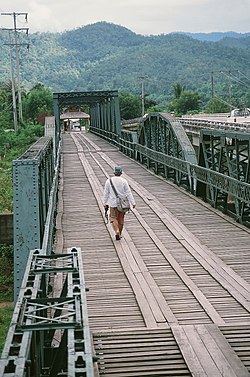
[109,207,125,225]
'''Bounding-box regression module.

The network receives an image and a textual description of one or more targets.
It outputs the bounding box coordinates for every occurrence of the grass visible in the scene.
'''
[0,304,14,354]
[0,244,14,354]
[0,123,44,213]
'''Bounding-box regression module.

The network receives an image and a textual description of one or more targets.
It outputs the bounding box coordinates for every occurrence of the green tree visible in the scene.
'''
[168,90,200,116]
[173,82,185,99]
[206,97,231,113]
[22,84,53,124]
[119,92,141,120]
[0,81,14,129]
[245,90,250,108]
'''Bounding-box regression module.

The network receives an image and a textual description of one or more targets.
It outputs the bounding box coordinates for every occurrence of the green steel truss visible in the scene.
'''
[198,129,250,222]
[53,90,121,149]
[118,114,250,224]
[0,248,95,377]
[137,112,198,191]
[12,137,55,298]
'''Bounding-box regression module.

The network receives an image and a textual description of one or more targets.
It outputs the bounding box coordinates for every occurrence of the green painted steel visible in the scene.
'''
[99,111,250,224]
[42,139,61,255]
[53,94,61,155]
[12,137,54,299]
[90,91,121,143]
[53,90,121,146]
[137,112,198,191]
[0,248,95,377]
[198,129,250,223]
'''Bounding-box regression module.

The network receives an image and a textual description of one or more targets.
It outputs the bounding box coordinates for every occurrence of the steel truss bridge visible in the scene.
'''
[1,90,250,376]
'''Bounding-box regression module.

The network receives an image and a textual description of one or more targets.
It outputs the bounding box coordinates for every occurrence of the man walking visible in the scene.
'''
[103,166,136,240]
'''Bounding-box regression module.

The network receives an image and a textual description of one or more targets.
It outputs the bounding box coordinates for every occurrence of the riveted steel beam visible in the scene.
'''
[12,137,54,298]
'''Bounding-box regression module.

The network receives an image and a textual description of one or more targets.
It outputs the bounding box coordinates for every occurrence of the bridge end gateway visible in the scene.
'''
[53,90,121,146]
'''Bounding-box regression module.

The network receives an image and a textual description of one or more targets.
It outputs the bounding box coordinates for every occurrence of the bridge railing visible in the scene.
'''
[91,115,250,225]
[90,126,119,147]
[136,144,250,200]
[180,117,250,134]
[12,136,61,299]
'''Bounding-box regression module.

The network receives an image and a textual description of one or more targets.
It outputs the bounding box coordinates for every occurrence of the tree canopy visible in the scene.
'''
[1,22,250,109]
[22,84,53,124]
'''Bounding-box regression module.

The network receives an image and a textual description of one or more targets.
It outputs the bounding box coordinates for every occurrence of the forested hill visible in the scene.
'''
[177,31,250,42]
[1,21,250,105]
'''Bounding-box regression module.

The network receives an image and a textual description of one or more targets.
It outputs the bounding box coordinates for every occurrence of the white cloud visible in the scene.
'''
[0,0,249,35]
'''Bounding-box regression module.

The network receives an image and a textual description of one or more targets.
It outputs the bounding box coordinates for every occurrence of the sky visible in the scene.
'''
[0,0,249,35]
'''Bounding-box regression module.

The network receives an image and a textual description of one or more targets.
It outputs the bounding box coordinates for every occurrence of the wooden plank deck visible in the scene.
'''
[55,130,250,376]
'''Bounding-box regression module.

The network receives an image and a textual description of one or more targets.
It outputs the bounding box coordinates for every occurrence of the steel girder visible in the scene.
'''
[0,248,95,377]
[12,137,54,298]
[90,92,121,142]
[198,129,250,223]
[53,90,121,149]
[137,112,197,191]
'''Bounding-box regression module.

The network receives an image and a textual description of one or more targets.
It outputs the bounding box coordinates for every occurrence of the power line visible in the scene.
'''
[220,70,249,89]
[138,76,147,116]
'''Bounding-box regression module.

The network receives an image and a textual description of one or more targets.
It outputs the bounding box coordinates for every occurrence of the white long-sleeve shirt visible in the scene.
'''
[103,176,136,208]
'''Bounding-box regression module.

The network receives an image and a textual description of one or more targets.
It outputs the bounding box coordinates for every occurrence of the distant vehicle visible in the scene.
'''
[230,108,250,117]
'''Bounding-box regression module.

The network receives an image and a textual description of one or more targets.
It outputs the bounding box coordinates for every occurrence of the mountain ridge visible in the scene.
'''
[1,21,250,107]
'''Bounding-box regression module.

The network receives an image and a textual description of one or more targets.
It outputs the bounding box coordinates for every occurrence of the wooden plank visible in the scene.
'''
[182,325,222,376]
[60,132,250,377]
[208,325,250,377]
[171,325,207,377]
[196,325,247,377]
[133,208,225,325]
[119,165,250,302]
[134,271,166,323]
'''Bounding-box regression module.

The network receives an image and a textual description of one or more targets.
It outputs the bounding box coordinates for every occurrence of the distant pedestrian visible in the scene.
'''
[103,166,136,240]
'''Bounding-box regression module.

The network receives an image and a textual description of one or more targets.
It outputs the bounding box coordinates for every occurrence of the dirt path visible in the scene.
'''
[0,302,13,308]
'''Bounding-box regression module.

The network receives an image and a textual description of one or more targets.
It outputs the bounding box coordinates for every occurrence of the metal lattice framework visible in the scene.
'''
[198,129,250,222]
[0,248,95,377]
[117,114,250,224]
[53,90,121,149]
[137,112,198,191]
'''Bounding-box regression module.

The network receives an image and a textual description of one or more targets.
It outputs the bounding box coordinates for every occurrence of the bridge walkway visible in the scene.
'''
[56,130,250,376]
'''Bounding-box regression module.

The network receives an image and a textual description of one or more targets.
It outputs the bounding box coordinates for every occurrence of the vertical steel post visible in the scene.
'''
[53,93,60,160]
[114,95,121,137]
[13,159,41,299]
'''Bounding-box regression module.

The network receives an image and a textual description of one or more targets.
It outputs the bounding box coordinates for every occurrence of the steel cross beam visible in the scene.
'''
[0,248,95,377]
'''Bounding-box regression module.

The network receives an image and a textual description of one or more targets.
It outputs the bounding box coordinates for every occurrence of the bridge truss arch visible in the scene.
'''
[136,112,198,192]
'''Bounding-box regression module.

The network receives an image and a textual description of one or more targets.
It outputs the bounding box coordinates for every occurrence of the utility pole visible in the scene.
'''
[1,12,29,125]
[228,69,232,106]
[211,71,214,112]
[139,76,146,117]
[10,45,18,132]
